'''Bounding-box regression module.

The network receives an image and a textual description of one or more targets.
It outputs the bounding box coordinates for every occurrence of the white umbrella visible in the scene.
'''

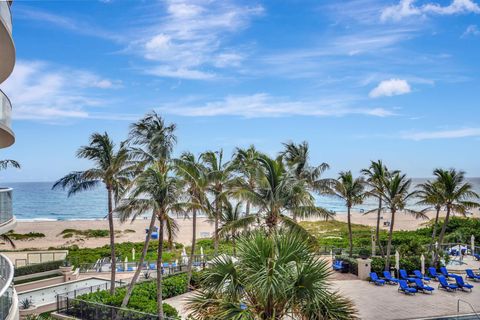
[420,254,425,275]
[200,246,204,260]
[181,248,188,265]
[395,251,400,274]
[132,248,136,261]
[124,256,128,270]
[371,231,376,257]
[471,235,475,255]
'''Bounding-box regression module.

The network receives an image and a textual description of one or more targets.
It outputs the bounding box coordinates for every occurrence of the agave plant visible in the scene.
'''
[187,230,357,320]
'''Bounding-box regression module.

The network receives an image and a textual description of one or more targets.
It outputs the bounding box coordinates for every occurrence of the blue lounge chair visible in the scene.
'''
[453,275,473,292]
[127,266,133,271]
[369,272,386,286]
[413,278,434,294]
[428,267,440,280]
[332,260,344,271]
[399,269,416,283]
[440,267,456,279]
[437,275,458,291]
[398,280,417,295]
[466,269,480,282]
[474,254,480,261]
[149,263,156,270]
[413,270,431,281]
[383,271,399,284]
[117,267,124,272]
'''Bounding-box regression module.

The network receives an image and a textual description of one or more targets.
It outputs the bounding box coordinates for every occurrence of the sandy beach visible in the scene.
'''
[5,209,479,250]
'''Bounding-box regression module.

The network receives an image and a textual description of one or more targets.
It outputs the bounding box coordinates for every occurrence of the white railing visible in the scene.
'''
[0,253,14,319]
[0,0,12,34]
[0,188,13,226]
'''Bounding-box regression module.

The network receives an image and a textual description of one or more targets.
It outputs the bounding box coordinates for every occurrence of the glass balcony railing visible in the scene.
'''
[0,254,14,319]
[0,0,12,35]
[0,90,13,147]
[0,188,12,226]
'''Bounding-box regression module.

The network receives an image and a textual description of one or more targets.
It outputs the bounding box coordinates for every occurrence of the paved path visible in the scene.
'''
[333,279,480,319]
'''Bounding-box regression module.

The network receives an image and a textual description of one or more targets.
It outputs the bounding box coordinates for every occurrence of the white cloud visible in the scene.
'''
[369,79,411,98]
[130,0,263,80]
[462,24,480,37]
[1,60,124,121]
[402,127,480,140]
[381,0,480,21]
[158,93,395,118]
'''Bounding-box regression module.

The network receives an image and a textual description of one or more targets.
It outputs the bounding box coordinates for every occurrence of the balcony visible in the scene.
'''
[0,91,14,148]
[0,188,15,235]
[0,253,18,320]
[0,0,15,84]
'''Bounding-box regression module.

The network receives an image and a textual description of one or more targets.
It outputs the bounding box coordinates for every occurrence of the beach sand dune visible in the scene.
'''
[4,209,479,250]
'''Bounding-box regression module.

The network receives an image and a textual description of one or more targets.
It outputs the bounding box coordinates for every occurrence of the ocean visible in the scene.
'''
[7,178,480,221]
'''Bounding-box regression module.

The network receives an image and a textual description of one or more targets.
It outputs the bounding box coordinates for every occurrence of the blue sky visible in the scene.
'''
[1,0,480,182]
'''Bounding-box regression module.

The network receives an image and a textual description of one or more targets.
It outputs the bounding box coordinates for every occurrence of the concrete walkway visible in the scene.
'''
[333,279,480,319]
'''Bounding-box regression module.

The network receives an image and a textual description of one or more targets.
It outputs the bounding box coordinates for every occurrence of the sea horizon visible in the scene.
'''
[6,178,480,222]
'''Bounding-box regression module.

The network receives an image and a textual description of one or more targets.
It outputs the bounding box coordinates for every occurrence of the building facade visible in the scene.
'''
[0,0,19,319]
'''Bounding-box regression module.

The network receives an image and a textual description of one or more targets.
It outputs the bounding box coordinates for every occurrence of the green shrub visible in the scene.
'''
[7,232,45,240]
[14,260,64,277]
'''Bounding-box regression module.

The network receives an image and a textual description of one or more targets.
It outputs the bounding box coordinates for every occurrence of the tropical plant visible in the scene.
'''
[174,151,209,286]
[118,111,177,308]
[361,160,393,257]
[52,132,131,294]
[330,171,366,257]
[116,163,180,319]
[201,150,233,255]
[218,200,243,256]
[186,230,358,320]
[374,172,424,271]
[416,179,445,262]
[433,169,480,262]
[233,153,332,235]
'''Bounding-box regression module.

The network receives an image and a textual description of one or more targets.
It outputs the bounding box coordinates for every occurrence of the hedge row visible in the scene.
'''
[14,260,64,277]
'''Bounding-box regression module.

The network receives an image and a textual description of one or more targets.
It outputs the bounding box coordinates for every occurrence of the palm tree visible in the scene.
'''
[233,154,332,235]
[361,160,392,257]
[416,180,445,261]
[218,200,243,256]
[186,230,357,320]
[116,163,179,320]
[281,141,332,220]
[434,169,480,260]
[375,172,424,271]
[174,152,208,286]
[0,159,20,171]
[201,150,232,255]
[53,133,130,294]
[331,171,365,257]
[119,111,177,308]
[231,145,261,221]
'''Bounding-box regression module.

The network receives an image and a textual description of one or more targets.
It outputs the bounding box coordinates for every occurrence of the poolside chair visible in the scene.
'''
[127,266,134,272]
[428,267,440,280]
[413,270,431,282]
[466,269,480,282]
[437,275,458,291]
[399,269,416,283]
[453,275,473,292]
[440,266,456,279]
[413,278,434,294]
[474,254,480,261]
[398,280,417,295]
[369,272,386,286]
[149,263,156,270]
[332,260,344,271]
[383,271,399,284]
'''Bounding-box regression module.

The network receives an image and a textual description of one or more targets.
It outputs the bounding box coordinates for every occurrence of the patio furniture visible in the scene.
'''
[466,269,480,281]
[413,270,431,281]
[413,278,434,294]
[399,269,416,283]
[369,272,386,286]
[440,266,456,279]
[428,267,440,280]
[383,271,399,284]
[398,280,417,295]
[453,275,473,292]
[437,275,458,291]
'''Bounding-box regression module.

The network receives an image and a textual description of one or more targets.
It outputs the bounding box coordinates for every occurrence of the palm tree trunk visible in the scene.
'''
[385,209,396,271]
[376,198,385,258]
[232,234,236,256]
[347,206,353,257]
[157,216,165,320]
[107,188,116,295]
[435,206,451,264]
[429,206,441,265]
[121,213,156,308]
[186,209,197,287]
[214,195,219,256]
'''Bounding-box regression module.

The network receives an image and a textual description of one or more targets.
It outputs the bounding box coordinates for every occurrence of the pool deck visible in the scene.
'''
[165,278,480,319]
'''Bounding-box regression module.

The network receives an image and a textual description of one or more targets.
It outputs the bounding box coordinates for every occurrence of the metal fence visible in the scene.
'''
[0,253,14,319]
[56,295,177,320]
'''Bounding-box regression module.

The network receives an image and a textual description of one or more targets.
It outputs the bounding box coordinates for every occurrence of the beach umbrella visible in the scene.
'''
[471,235,475,255]
[200,246,204,261]
[420,254,425,275]
[132,248,135,261]
[371,230,376,257]
[124,256,128,270]
[395,251,400,274]
[181,247,188,265]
